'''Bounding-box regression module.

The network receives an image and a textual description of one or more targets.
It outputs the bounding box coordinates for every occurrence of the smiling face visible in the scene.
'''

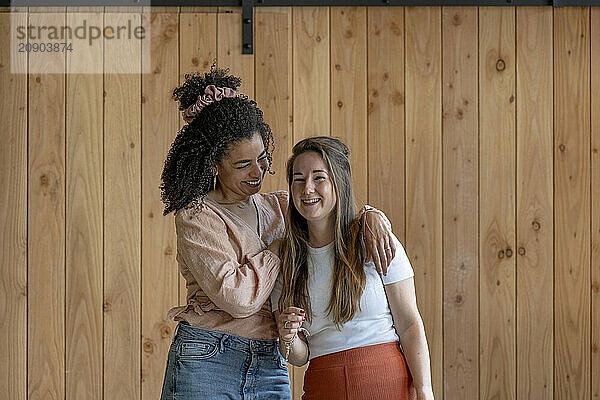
[216,132,270,201]
[291,151,337,226]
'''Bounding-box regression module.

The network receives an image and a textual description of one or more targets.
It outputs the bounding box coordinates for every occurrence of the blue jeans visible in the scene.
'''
[160,323,292,400]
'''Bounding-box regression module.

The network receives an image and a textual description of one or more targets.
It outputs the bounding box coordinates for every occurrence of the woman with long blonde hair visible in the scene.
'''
[271,137,434,400]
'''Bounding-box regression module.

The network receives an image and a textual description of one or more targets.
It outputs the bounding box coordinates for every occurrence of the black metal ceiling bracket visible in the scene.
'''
[242,0,254,54]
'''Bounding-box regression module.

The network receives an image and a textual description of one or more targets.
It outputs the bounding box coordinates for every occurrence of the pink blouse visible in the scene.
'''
[167,191,288,340]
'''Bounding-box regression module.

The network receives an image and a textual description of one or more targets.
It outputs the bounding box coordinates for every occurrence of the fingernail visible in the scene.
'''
[302,317,305,321]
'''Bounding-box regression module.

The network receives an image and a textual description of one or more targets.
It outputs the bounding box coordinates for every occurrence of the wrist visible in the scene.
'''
[280,334,295,344]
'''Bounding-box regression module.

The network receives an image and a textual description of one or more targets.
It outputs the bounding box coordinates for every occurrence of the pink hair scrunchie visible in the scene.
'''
[182,84,237,123]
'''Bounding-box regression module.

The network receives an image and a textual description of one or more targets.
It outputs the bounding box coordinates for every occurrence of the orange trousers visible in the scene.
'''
[302,342,416,400]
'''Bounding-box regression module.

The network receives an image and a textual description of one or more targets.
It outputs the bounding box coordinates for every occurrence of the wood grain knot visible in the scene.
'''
[165,24,177,39]
[315,35,322,43]
[39,174,49,187]
[164,246,173,256]
[455,295,463,305]
[143,338,154,354]
[509,95,515,103]
[390,22,401,36]
[335,64,341,71]
[372,90,379,98]
[518,247,525,256]
[160,324,171,338]
[452,14,462,26]
[496,59,506,72]
[559,144,566,152]
[344,29,353,39]
[383,72,389,81]
[191,57,199,67]
[498,250,505,259]
[35,76,41,83]
[337,101,343,108]
[592,282,600,294]
[505,248,513,258]
[532,221,541,231]
[391,91,404,106]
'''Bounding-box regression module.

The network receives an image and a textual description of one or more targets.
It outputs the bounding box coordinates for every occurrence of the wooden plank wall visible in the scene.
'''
[516,6,554,400]
[28,8,65,400]
[441,7,478,400]
[1,6,599,400]
[479,8,517,400]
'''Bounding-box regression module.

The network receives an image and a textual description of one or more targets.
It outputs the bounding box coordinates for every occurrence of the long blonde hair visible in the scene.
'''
[278,137,366,329]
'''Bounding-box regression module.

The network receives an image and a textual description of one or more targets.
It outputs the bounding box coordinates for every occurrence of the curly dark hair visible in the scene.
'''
[160,65,274,215]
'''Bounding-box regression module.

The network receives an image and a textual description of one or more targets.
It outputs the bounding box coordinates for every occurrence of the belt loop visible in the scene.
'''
[219,334,228,353]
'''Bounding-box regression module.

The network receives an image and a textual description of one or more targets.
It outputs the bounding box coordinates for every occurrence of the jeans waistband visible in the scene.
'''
[176,322,279,355]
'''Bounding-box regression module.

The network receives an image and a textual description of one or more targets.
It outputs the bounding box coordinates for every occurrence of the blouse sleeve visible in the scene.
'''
[175,208,281,318]
[274,190,290,221]
[269,273,284,313]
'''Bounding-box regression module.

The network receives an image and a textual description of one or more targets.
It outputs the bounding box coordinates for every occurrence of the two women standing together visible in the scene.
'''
[159,66,433,400]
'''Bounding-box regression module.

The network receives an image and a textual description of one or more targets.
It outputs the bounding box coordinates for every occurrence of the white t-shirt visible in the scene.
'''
[270,234,414,360]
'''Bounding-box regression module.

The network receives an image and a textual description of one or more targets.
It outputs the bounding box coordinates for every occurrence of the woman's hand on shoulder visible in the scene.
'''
[267,238,283,257]
[363,209,396,276]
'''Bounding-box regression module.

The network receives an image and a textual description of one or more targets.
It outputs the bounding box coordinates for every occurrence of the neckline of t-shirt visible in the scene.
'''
[308,240,334,255]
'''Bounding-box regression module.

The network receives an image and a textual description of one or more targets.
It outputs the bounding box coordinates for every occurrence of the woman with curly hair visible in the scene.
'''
[271,137,434,400]
[159,66,396,400]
